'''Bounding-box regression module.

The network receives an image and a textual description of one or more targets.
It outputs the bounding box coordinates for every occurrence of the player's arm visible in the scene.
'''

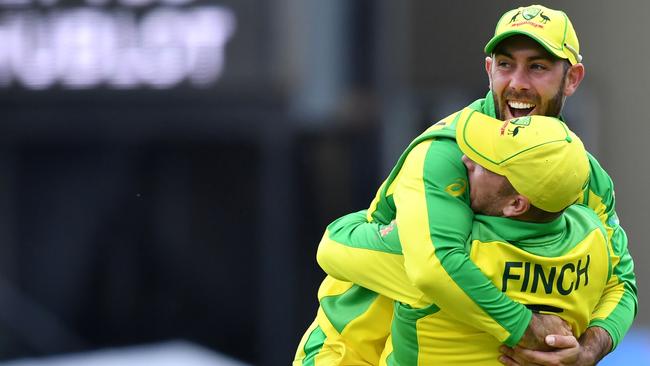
[392,137,533,347]
[582,153,637,350]
[316,210,426,306]
[318,187,568,350]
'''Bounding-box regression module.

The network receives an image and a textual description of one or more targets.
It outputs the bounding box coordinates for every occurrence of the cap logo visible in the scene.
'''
[509,11,521,23]
[506,117,531,137]
[539,12,551,24]
[499,119,510,135]
[507,7,551,29]
[522,7,541,20]
[508,126,524,137]
[509,116,532,126]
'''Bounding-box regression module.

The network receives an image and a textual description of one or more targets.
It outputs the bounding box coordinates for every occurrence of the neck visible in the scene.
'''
[509,207,562,223]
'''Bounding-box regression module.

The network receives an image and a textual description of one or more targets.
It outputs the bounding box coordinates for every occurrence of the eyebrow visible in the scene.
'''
[493,50,556,63]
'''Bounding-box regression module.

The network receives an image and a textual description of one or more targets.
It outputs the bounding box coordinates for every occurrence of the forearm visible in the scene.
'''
[317,230,424,306]
[578,326,612,365]
[588,280,636,349]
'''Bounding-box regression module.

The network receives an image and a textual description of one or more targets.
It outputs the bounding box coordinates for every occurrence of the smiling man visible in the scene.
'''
[485,5,584,121]
[294,5,637,366]
[488,34,578,120]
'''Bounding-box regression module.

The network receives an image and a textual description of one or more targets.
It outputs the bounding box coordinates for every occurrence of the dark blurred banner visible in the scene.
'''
[0,0,272,92]
[0,1,384,365]
[0,0,280,142]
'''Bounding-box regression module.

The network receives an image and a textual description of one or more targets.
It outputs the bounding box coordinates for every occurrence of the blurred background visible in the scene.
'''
[0,0,647,365]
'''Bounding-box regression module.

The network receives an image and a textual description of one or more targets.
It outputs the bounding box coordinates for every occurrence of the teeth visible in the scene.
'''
[508,101,535,109]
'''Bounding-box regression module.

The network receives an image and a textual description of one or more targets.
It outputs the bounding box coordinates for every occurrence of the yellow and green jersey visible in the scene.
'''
[293,93,637,365]
[380,206,610,365]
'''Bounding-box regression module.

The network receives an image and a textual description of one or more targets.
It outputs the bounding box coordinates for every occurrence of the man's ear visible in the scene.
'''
[502,194,530,217]
[485,56,493,89]
[563,63,585,97]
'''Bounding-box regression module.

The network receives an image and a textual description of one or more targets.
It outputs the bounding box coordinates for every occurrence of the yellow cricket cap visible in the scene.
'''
[456,109,589,213]
[484,5,582,64]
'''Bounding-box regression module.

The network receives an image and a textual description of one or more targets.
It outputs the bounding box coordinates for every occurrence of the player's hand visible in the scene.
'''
[518,313,572,351]
[499,326,612,366]
[499,334,594,366]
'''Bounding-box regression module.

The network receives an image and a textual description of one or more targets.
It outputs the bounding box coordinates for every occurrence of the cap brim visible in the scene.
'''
[484,30,577,65]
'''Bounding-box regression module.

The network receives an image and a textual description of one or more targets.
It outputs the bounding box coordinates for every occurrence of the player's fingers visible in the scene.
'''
[500,346,543,366]
[499,346,521,361]
[498,346,521,365]
[545,334,579,349]
[498,353,521,366]
[499,353,545,366]
[509,347,562,365]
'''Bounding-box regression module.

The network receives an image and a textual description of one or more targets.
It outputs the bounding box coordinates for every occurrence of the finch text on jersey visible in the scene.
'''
[502,255,590,295]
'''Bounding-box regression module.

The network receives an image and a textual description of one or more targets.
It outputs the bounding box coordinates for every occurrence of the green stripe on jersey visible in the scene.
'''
[385,352,397,366]
[472,205,603,257]
[320,285,379,333]
[390,302,441,365]
[301,326,326,366]
[584,152,615,211]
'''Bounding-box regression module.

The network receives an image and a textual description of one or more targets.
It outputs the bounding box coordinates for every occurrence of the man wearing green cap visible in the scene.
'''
[317,110,612,365]
[293,4,636,365]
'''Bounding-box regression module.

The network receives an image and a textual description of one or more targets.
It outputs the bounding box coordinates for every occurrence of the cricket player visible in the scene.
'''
[294,4,636,366]
[317,111,612,365]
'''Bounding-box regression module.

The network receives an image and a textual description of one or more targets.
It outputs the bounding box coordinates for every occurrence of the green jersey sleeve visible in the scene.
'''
[317,210,426,306]
[583,153,638,349]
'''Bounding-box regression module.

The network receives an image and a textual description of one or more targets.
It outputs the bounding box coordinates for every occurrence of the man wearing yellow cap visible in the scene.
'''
[293,4,636,365]
[316,110,611,365]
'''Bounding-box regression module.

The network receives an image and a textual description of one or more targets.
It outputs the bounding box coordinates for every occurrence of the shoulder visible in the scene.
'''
[398,138,468,202]
[586,152,615,196]
[564,204,608,238]
[405,138,464,174]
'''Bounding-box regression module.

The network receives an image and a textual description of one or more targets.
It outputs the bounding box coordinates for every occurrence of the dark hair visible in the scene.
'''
[527,204,563,222]
[561,59,571,75]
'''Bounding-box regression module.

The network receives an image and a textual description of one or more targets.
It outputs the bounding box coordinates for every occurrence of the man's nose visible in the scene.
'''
[509,66,531,91]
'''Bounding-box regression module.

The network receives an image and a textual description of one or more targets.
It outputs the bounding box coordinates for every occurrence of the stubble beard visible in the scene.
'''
[492,77,567,120]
